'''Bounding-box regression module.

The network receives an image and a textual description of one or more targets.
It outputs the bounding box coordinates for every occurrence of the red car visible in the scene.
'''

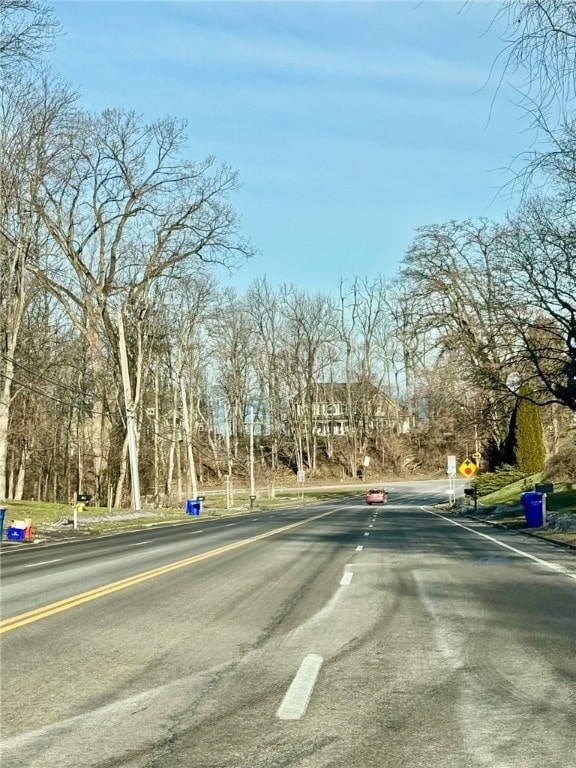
[366,488,388,505]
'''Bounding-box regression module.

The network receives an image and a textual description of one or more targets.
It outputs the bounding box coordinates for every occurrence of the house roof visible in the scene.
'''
[311,382,403,408]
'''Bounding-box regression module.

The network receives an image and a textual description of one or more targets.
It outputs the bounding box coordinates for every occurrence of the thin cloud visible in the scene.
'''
[136,26,491,88]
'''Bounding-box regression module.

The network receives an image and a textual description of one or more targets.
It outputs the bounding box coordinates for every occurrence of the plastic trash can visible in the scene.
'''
[6,526,26,540]
[186,498,201,516]
[521,491,545,527]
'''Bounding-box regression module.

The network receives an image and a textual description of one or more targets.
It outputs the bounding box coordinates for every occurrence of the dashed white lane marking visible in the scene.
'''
[425,508,576,581]
[355,545,364,551]
[224,523,236,527]
[340,571,353,586]
[129,541,152,546]
[276,654,324,720]
[369,524,373,528]
[24,559,62,568]
[363,532,370,537]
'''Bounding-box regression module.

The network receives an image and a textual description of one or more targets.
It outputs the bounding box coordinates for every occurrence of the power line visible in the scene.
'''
[0,371,90,411]
[1,354,252,458]
[0,369,225,453]
[0,352,95,399]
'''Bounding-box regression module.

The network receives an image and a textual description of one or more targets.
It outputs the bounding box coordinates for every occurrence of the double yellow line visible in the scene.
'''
[1,508,337,634]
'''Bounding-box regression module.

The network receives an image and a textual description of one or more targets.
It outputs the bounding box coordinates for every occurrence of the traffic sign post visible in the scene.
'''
[459,459,478,512]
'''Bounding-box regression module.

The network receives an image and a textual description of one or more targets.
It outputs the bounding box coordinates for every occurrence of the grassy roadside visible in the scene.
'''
[3,480,575,546]
[1,486,364,538]
[464,478,576,547]
[477,476,576,511]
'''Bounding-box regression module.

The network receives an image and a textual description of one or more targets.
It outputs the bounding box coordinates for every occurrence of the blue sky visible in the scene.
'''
[48,1,525,293]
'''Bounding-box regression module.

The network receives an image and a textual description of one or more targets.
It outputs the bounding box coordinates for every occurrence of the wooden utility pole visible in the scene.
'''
[249,406,256,508]
[153,362,160,506]
[180,376,198,499]
[117,310,142,512]
[224,403,233,509]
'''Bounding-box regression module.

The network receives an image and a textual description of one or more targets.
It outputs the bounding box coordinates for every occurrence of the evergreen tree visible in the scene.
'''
[514,385,546,474]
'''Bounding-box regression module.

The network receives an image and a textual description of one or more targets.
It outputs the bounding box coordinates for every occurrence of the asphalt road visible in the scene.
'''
[1,480,575,768]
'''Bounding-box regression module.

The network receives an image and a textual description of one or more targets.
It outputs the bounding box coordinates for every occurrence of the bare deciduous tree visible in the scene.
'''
[494,1,576,195]
[497,0,576,130]
[0,71,76,500]
[336,277,397,476]
[503,196,576,410]
[244,278,284,480]
[26,108,254,502]
[279,286,338,473]
[0,0,60,73]
[400,219,519,454]
[210,291,255,462]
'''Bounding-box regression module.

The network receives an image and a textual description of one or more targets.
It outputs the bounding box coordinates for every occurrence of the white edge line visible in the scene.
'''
[276,653,324,720]
[424,507,576,580]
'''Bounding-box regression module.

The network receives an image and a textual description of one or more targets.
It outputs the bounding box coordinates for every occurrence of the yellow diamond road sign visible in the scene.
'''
[458,459,477,477]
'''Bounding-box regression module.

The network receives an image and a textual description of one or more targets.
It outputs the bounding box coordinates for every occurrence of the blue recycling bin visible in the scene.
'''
[186,498,201,516]
[521,491,545,527]
[6,526,25,540]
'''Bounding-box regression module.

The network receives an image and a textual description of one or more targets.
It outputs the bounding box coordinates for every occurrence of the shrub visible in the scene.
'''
[475,464,526,497]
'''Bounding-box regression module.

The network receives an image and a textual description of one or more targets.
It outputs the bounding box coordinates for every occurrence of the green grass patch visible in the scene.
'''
[480,477,576,516]
[479,474,540,505]
[1,499,77,526]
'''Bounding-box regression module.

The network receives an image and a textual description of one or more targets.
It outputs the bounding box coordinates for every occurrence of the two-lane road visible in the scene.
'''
[1,480,575,767]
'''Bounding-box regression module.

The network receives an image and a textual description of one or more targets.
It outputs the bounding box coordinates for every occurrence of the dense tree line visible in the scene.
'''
[1,1,575,506]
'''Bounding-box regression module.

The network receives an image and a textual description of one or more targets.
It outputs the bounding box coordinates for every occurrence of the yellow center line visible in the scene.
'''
[0,508,337,633]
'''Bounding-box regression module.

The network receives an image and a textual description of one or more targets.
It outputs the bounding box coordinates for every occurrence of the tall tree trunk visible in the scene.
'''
[114,434,129,509]
[0,239,29,500]
[14,442,30,500]
[0,374,12,500]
